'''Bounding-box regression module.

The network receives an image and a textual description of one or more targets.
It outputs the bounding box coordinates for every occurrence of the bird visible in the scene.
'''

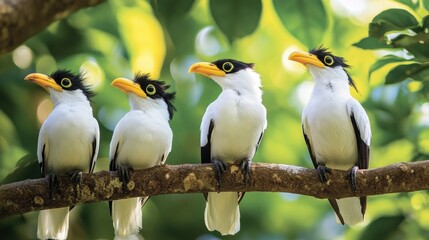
[189,59,267,235]
[288,47,371,225]
[109,73,175,239]
[24,70,100,239]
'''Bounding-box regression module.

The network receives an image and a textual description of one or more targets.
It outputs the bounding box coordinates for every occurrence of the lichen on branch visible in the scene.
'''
[1,161,429,219]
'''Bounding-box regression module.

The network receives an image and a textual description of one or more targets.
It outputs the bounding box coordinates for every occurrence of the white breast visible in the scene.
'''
[111,109,172,169]
[209,90,266,162]
[303,91,357,170]
[39,104,97,174]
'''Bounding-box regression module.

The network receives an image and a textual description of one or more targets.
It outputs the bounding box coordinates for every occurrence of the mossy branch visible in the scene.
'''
[1,161,429,219]
[0,0,105,54]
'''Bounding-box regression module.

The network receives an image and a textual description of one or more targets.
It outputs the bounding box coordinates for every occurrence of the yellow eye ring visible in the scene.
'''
[146,84,156,95]
[60,78,72,88]
[324,55,334,66]
[222,62,234,72]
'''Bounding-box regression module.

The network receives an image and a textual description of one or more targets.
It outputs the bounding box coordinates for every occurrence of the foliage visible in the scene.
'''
[1,0,429,239]
[354,7,429,85]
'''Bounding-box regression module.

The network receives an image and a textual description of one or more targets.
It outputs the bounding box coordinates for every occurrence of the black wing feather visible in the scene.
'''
[40,144,46,177]
[201,120,214,164]
[302,125,317,169]
[201,120,214,201]
[109,142,120,216]
[89,136,97,173]
[350,114,370,216]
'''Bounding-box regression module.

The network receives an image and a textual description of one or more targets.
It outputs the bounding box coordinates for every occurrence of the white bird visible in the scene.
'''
[189,59,267,235]
[289,47,371,225]
[25,70,100,239]
[109,74,175,239]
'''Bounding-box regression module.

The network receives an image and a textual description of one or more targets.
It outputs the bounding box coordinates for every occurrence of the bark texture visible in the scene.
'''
[1,161,429,219]
[0,0,105,54]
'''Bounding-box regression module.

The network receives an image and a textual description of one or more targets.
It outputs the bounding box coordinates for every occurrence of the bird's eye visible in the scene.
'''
[60,78,72,88]
[222,62,234,72]
[323,55,334,66]
[146,84,156,95]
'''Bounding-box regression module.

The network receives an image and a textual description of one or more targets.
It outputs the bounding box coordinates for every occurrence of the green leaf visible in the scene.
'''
[150,0,194,24]
[422,15,429,29]
[209,0,262,43]
[359,215,406,240]
[273,0,327,48]
[369,9,419,38]
[368,55,408,79]
[385,63,426,84]
[353,36,392,49]
[394,0,420,10]
[392,32,429,59]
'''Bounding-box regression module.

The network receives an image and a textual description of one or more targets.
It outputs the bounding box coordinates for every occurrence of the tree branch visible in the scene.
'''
[0,0,105,55]
[1,161,429,219]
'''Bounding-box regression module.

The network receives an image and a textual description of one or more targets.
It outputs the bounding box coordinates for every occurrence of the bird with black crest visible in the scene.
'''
[25,70,100,239]
[289,47,371,225]
[189,59,267,235]
[109,73,175,239]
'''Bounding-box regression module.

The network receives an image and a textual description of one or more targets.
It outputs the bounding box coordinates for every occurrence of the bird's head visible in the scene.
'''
[288,47,357,91]
[25,69,95,101]
[111,73,176,120]
[188,59,261,94]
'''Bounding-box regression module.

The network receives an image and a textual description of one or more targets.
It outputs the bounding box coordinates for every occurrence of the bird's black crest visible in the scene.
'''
[50,69,95,100]
[134,73,176,120]
[309,46,358,92]
[212,59,254,74]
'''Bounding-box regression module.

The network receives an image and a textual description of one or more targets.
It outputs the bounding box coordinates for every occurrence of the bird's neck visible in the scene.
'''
[49,89,93,110]
[129,95,170,120]
[309,66,351,95]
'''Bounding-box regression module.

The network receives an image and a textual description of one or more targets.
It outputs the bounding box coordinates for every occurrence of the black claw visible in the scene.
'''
[70,170,83,185]
[212,159,226,190]
[316,165,331,183]
[118,165,133,186]
[348,166,359,195]
[48,174,59,199]
[241,159,251,186]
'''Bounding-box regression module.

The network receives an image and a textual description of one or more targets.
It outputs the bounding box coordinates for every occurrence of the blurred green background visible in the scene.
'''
[1,0,429,239]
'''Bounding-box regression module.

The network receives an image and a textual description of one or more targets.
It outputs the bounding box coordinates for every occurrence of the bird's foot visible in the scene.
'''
[316,165,331,183]
[48,174,59,199]
[69,170,83,185]
[212,159,226,190]
[241,158,251,186]
[348,166,359,195]
[118,165,133,186]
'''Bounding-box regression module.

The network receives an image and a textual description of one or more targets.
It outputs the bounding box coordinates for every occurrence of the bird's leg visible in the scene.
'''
[348,166,359,195]
[240,158,251,186]
[117,164,133,188]
[69,170,83,185]
[316,163,331,183]
[48,173,59,199]
[212,158,226,190]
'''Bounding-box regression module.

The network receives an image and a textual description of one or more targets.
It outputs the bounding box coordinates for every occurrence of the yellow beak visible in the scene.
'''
[24,73,63,92]
[111,78,147,98]
[288,51,325,68]
[188,62,226,77]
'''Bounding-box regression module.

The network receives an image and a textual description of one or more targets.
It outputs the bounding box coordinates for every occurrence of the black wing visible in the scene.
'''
[40,144,46,177]
[201,120,214,164]
[351,114,370,216]
[302,125,317,169]
[350,115,370,170]
[201,120,214,201]
[89,136,98,173]
[109,142,120,216]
